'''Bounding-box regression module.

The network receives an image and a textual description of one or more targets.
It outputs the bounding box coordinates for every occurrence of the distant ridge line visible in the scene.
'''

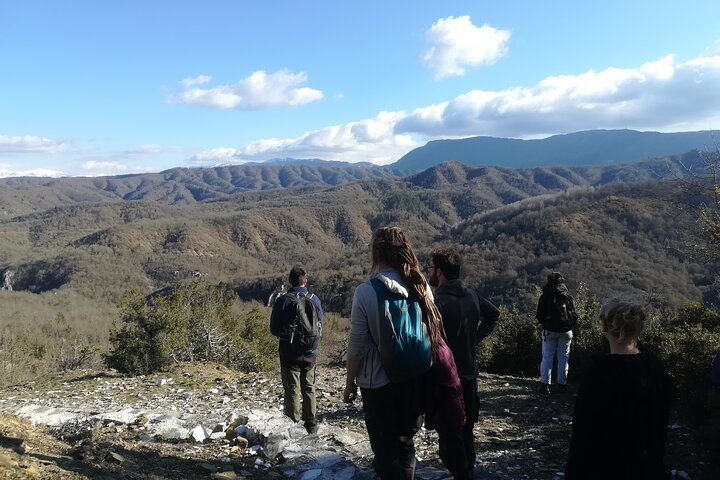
[392,129,716,170]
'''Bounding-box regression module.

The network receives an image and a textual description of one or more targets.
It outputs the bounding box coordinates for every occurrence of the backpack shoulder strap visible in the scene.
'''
[367,278,386,348]
[369,278,385,296]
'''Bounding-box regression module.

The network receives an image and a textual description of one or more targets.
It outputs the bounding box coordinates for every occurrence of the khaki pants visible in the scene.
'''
[280,363,317,427]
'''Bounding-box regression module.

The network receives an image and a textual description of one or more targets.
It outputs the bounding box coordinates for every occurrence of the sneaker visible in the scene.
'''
[538,383,551,395]
[556,383,568,394]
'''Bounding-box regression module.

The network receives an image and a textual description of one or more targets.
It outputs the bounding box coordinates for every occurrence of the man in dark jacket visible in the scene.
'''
[270,265,324,434]
[429,248,500,479]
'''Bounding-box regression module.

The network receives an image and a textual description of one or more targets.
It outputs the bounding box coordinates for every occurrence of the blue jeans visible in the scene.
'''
[540,330,573,385]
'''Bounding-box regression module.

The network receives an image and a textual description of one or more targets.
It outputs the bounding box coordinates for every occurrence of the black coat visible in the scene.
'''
[565,351,672,479]
[433,279,499,381]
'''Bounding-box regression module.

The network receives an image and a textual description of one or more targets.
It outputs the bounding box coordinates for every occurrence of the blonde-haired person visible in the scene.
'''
[343,227,465,480]
[565,297,673,479]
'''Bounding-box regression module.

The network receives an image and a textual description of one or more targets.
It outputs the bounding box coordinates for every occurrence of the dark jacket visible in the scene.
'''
[536,285,578,333]
[433,279,500,381]
[565,351,672,479]
[269,286,324,366]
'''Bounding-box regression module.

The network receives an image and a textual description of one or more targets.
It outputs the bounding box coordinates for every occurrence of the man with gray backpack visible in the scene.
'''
[270,265,324,434]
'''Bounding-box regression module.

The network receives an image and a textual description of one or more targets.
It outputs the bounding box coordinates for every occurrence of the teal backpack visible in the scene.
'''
[369,278,433,383]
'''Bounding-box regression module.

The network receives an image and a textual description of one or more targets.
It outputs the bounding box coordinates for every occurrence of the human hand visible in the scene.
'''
[343,383,357,403]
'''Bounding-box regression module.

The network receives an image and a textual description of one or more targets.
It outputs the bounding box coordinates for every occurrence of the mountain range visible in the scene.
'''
[0,146,716,315]
[393,129,716,170]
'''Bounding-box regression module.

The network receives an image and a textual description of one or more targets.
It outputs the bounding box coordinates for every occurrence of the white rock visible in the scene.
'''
[96,408,139,425]
[151,416,189,440]
[15,405,81,427]
[190,425,209,443]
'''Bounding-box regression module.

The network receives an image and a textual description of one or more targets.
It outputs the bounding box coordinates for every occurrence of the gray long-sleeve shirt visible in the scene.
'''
[347,268,433,389]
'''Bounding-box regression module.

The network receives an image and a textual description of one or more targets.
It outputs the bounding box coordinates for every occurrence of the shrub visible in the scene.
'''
[479,304,540,377]
[566,283,604,381]
[319,312,350,365]
[52,312,100,372]
[642,304,720,422]
[234,303,277,372]
[105,280,242,374]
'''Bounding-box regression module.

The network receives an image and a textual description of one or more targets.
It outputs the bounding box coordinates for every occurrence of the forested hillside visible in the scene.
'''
[443,181,715,310]
[0,163,396,216]
[0,152,715,316]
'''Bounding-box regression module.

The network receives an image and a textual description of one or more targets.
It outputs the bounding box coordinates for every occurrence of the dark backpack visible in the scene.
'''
[369,278,432,383]
[544,294,578,332]
[284,292,321,355]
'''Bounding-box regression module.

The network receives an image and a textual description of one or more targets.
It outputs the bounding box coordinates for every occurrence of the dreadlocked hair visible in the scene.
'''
[371,226,443,351]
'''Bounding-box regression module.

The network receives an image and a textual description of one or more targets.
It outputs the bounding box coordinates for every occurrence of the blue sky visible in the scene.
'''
[1,0,719,177]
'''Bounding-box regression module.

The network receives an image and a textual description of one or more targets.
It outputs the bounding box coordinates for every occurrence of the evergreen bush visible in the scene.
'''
[234,303,277,372]
[642,303,720,421]
[105,280,245,374]
[478,304,539,377]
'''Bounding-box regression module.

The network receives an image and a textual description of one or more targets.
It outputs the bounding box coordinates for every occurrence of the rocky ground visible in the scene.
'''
[0,363,715,480]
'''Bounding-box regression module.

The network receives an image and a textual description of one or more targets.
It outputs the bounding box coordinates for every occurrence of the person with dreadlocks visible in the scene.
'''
[343,226,465,480]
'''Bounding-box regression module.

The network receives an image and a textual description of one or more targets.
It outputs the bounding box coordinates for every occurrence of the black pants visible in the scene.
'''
[361,382,423,480]
[435,379,478,480]
[460,379,479,473]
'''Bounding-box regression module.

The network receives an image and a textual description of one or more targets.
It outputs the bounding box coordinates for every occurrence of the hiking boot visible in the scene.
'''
[304,421,318,434]
[538,383,551,395]
[556,383,568,394]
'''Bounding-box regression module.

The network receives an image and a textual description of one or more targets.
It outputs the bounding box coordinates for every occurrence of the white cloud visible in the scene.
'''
[0,167,64,178]
[74,158,164,177]
[169,70,324,110]
[81,161,128,172]
[123,144,165,155]
[188,51,720,166]
[189,147,242,164]
[704,39,720,56]
[396,53,720,137]
[0,135,74,155]
[424,16,510,79]
[187,111,415,166]
[180,74,212,89]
